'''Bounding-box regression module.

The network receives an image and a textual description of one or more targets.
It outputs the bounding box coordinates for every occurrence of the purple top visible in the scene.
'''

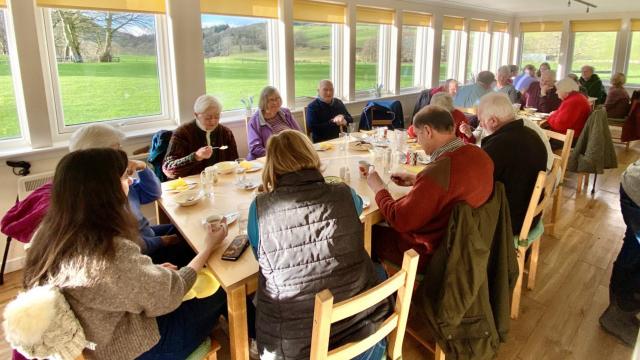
[247,107,301,160]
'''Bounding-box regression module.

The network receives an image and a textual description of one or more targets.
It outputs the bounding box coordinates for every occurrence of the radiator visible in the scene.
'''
[17,171,55,201]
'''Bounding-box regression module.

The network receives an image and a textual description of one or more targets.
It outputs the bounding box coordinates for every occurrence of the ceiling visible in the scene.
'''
[409,0,640,16]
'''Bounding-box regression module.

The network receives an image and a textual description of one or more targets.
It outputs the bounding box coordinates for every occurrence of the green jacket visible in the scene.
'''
[580,74,607,105]
[414,183,519,360]
[568,108,618,174]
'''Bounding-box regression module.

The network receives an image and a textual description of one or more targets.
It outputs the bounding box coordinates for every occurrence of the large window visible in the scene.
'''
[355,23,379,92]
[401,25,417,89]
[490,30,510,73]
[45,8,163,127]
[629,30,640,84]
[571,32,617,80]
[520,32,562,71]
[466,21,490,83]
[294,22,331,98]
[0,8,20,140]
[440,16,464,82]
[201,15,269,111]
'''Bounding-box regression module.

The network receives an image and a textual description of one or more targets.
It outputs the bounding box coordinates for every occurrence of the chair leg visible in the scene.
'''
[511,247,526,319]
[434,343,446,360]
[576,174,584,195]
[527,239,541,290]
[550,186,562,234]
[591,174,597,195]
[0,236,12,286]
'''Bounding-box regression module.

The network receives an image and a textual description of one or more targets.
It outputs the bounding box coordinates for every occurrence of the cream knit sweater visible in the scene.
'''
[63,238,197,359]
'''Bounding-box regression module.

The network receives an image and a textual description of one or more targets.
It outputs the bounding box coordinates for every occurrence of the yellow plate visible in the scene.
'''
[183,268,220,301]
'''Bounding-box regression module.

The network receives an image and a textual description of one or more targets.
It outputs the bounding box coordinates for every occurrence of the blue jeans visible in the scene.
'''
[137,288,227,360]
[610,186,640,311]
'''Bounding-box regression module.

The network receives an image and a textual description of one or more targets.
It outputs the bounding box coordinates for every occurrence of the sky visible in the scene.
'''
[201,14,266,28]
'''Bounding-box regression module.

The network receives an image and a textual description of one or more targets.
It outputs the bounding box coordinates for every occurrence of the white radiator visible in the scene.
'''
[17,171,55,201]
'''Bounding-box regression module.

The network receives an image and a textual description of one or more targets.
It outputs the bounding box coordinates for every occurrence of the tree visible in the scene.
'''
[89,12,153,62]
[53,10,92,62]
[0,12,8,56]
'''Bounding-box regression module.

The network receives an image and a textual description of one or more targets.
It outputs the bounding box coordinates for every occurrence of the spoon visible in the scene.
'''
[210,145,228,150]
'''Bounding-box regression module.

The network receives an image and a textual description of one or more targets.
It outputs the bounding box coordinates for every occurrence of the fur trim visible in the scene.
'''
[3,285,57,346]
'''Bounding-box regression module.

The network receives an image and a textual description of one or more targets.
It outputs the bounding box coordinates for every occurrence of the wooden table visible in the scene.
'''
[156,137,416,360]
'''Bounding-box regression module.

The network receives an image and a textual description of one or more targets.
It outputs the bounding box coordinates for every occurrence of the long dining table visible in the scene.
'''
[155,135,420,360]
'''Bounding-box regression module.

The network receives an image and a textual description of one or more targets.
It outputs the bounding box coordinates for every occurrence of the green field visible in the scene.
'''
[0,55,20,139]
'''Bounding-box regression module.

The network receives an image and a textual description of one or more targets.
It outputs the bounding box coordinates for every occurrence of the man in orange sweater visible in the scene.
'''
[364,105,495,271]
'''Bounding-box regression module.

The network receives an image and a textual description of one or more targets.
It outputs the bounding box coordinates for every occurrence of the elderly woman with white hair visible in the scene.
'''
[545,77,591,148]
[410,92,476,143]
[605,72,631,119]
[495,65,521,104]
[247,86,301,160]
[163,95,239,179]
[523,70,561,113]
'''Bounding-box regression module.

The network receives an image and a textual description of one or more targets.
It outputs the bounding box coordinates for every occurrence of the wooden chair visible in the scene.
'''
[310,250,421,360]
[542,128,574,234]
[511,158,561,319]
[608,117,630,150]
[301,106,311,138]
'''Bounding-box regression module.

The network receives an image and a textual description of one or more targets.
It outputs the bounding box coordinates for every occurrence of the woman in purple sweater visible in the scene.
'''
[247,86,301,160]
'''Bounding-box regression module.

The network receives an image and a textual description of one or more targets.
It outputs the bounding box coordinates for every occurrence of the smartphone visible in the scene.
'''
[221,234,249,261]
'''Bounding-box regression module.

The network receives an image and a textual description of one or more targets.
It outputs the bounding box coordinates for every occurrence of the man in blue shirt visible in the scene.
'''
[453,71,496,108]
[514,64,537,92]
[305,79,353,143]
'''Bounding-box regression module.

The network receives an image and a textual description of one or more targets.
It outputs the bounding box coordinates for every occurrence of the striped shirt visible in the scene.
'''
[265,112,291,135]
[431,138,465,161]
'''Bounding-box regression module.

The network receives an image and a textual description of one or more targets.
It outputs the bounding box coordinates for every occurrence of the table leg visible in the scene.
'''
[155,202,171,225]
[228,283,249,360]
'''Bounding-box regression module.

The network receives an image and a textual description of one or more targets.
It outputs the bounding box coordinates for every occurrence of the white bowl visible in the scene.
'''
[214,161,238,175]
[174,190,203,207]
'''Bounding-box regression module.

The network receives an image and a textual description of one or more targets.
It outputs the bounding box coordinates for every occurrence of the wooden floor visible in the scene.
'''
[0,133,636,360]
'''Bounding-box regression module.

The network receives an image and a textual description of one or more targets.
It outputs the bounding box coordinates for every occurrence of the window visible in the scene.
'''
[355,23,380,92]
[401,25,417,89]
[466,20,490,83]
[293,22,332,98]
[490,25,510,73]
[201,14,269,110]
[520,22,562,72]
[0,8,20,140]
[44,8,164,127]
[440,16,464,82]
[570,20,620,80]
[629,28,640,84]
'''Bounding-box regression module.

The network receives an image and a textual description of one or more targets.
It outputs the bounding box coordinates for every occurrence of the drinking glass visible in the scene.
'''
[200,167,217,198]
[238,203,250,236]
[235,158,247,185]
[338,132,348,152]
[347,122,357,134]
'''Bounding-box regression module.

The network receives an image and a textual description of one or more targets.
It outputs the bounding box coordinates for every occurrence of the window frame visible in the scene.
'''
[490,30,510,74]
[399,24,420,91]
[568,30,619,85]
[518,30,564,75]
[626,31,640,86]
[38,7,176,141]
[466,29,491,83]
[354,23,389,99]
[292,21,338,101]
[440,28,464,83]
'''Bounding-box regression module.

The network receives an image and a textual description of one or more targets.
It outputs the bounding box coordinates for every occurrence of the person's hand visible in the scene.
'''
[160,263,178,271]
[127,159,146,175]
[366,169,386,194]
[459,123,473,137]
[195,146,213,161]
[332,115,347,126]
[205,218,228,251]
[390,172,416,187]
[160,234,179,247]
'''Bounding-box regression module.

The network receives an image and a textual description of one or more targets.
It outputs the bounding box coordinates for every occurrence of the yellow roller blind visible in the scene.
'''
[403,11,432,27]
[201,0,278,19]
[632,19,640,31]
[493,21,509,33]
[443,16,464,31]
[36,0,165,13]
[571,19,621,32]
[0,0,5,8]
[469,19,489,32]
[520,21,563,32]
[293,0,345,24]
[356,6,394,25]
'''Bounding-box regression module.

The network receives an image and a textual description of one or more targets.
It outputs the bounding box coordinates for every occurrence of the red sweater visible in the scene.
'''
[375,145,494,269]
[408,110,475,143]
[547,91,591,139]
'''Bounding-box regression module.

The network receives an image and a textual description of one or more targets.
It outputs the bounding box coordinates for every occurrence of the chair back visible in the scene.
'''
[310,250,420,360]
[519,157,561,241]
[543,128,574,181]
[302,106,311,138]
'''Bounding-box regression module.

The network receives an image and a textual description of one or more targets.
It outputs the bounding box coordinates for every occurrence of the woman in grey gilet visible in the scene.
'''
[247,130,391,359]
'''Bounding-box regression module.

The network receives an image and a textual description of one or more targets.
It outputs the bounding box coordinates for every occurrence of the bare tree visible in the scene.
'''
[89,12,153,62]
[0,12,8,56]
[53,10,91,62]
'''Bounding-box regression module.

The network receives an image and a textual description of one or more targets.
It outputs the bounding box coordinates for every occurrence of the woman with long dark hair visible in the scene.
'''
[23,148,227,360]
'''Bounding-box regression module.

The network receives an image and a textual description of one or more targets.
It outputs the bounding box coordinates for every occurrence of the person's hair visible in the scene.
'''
[430,92,454,112]
[262,130,321,191]
[497,65,511,84]
[23,148,139,289]
[524,64,536,72]
[556,77,579,95]
[259,86,281,112]
[567,73,579,83]
[476,71,496,86]
[540,70,556,82]
[509,65,519,74]
[444,78,458,88]
[318,79,333,89]
[68,124,125,152]
[478,92,515,124]
[581,65,595,73]
[536,62,551,77]
[610,72,626,87]
[193,94,222,114]
[413,105,454,133]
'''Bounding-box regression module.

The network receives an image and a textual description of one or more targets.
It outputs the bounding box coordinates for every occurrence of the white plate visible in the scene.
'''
[214,161,238,175]
[235,181,259,190]
[174,190,203,207]
[242,161,264,173]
